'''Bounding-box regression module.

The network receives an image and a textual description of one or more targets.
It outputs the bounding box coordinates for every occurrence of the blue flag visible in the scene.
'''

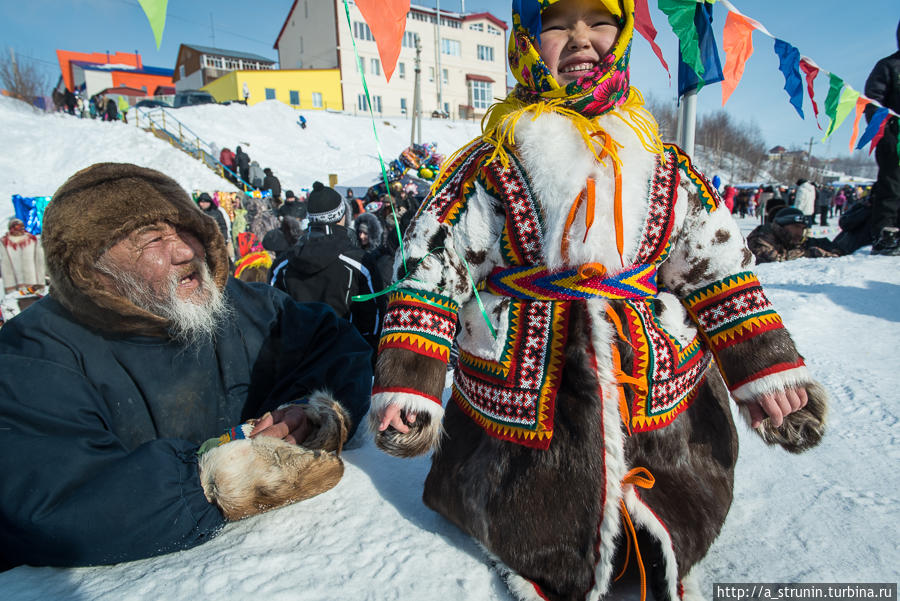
[677,2,723,97]
[774,39,804,118]
[856,107,890,150]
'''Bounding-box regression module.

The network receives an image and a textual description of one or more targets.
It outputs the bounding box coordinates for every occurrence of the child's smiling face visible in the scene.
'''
[538,0,621,85]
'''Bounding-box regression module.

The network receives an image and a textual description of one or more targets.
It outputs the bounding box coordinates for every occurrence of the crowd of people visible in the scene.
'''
[53,87,129,123]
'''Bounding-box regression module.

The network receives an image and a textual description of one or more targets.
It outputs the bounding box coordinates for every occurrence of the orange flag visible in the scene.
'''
[849,97,870,152]
[721,11,756,106]
[356,0,410,82]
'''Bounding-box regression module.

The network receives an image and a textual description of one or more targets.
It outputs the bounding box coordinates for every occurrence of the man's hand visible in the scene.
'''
[377,403,417,434]
[744,386,808,428]
[250,405,312,445]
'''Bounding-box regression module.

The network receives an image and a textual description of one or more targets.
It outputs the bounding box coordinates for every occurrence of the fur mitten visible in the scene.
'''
[370,408,441,458]
[740,381,828,454]
[198,435,343,521]
[296,391,351,452]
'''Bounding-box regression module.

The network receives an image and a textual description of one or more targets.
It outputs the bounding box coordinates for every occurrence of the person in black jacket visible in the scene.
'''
[262,168,282,204]
[0,163,372,570]
[271,182,384,351]
[277,189,307,221]
[234,145,250,185]
[865,21,900,255]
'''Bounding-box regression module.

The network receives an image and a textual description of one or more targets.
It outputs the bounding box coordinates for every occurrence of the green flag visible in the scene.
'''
[826,86,860,142]
[139,0,169,49]
[658,0,705,86]
[822,73,844,140]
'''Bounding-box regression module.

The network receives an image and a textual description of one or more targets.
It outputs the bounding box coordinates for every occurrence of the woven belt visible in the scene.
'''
[483,263,658,301]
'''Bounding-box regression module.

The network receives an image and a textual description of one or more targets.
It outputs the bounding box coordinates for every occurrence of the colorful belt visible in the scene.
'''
[483,263,658,301]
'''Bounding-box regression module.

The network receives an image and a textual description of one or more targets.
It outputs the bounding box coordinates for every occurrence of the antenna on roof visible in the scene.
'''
[461,1,465,13]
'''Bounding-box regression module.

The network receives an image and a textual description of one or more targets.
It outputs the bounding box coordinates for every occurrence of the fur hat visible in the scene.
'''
[43,162,229,337]
[307,181,345,224]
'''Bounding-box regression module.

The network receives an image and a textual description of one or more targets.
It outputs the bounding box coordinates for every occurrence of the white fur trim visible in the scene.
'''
[478,543,546,601]
[623,490,680,601]
[370,390,445,420]
[730,365,812,403]
[680,566,708,601]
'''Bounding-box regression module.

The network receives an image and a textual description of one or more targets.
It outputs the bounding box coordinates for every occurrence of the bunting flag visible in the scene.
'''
[659,0,706,87]
[356,0,410,82]
[677,2,723,97]
[720,10,755,106]
[869,115,892,155]
[856,107,890,150]
[634,0,670,76]
[849,97,870,152]
[823,73,845,139]
[798,57,822,128]
[774,39,803,118]
[138,0,168,50]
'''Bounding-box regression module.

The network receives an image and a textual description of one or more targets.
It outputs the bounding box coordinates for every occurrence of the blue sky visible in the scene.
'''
[2,0,897,157]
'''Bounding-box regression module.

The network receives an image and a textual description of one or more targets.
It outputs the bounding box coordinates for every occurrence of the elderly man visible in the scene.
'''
[0,163,372,570]
[747,207,842,263]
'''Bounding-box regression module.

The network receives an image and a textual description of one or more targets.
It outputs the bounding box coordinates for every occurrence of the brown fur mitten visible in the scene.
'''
[199,436,343,521]
[743,381,828,454]
[369,409,441,458]
[299,391,351,453]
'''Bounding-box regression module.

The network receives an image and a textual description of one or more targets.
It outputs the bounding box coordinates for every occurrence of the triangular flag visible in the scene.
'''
[659,0,705,87]
[799,57,821,128]
[870,115,892,154]
[857,107,889,150]
[823,73,845,138]
[824,86,859,141]
[138,0,168,50]
[634,0,670,76]
[721,11,755,106]
[849,97,870,152]
[774,39,803,118]
[356,0,410,82]
[677,3,723,97]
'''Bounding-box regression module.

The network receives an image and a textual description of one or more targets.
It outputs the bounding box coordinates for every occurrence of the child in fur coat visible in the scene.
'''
[369,1,828,599]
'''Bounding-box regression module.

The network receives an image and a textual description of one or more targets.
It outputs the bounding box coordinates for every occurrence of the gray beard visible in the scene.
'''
[97,259,230,347]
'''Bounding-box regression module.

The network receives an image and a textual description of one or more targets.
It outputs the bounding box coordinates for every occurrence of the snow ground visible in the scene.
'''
[1,96,898,600]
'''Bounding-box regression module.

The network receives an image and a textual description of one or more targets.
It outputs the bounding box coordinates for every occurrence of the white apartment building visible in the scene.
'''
[274,1,509,120]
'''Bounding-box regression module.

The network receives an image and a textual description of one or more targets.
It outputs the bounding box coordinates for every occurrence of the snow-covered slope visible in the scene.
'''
[1,96,898,600]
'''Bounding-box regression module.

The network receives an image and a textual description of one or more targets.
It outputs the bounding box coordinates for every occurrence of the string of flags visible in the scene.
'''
[639,0,899,156]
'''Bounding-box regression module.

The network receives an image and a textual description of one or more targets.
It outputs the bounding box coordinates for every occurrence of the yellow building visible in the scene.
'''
[202,68,342,111]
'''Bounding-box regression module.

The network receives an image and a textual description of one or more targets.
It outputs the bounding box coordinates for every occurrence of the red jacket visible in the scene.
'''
[219,148,235,168]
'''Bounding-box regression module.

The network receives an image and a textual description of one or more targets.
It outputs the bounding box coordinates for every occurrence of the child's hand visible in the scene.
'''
[745,387,809,428]
[378,403,417,433]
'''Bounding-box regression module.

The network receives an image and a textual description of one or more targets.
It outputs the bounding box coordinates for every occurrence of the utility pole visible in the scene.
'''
[434,0,443,115]
[678,89,697,156]
[210,13,216,48]
[9,47,20,90]
[411,34,423,146]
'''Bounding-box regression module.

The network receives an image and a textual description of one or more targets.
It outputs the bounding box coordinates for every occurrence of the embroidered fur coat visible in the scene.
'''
[370,111,827,601]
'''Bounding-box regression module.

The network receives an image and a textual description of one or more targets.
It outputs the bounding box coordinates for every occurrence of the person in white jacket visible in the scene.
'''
[794,179,816,225]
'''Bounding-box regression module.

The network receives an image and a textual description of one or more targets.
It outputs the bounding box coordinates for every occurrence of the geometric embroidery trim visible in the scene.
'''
[636,145,680,264]
[485,262,658,301]
[378,289,460,363]
[682,272,783,351]
[667,143,720,214]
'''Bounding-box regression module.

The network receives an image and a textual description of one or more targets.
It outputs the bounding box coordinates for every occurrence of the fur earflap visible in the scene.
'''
[739,381,828,454]
[198,435,343,521]
[295,390,351,453]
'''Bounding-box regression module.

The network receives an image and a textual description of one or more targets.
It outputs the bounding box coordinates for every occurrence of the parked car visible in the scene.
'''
[172,90,216,108]
[135,99,171,109]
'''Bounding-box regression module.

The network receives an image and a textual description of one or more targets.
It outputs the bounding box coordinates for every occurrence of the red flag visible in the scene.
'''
[356,0,410,82]
[870,116,891,155]
[799,57,821,128]
[634,0,670,76]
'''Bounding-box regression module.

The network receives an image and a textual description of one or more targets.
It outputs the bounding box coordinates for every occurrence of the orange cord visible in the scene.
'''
[612,467,656,601]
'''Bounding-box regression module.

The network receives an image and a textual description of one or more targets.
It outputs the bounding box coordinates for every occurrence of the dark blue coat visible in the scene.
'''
[0,279,372,569]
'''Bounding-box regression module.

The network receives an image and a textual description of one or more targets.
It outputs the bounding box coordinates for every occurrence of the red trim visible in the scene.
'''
[711,318,783,351]
[462,12,509,31]
[274,0,301,49]
[687,278,761,313]
[379,336,450,362]
[729,358,806,391]
[466,73,495,83]
[372,387,442,406]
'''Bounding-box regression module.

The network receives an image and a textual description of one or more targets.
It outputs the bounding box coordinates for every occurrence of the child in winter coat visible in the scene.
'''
[369,1,828,599]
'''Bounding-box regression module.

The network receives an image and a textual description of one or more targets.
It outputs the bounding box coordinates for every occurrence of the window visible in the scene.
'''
[477,45,494,61]
[469,22,483,32]
[428,67,434,82]
[372,95,382,113]
[225,59,238,70]
[440,17,461,29]
[265,88,276,100]
[358,94,368,111]
[442,69,448,84]
[402,31,417,49]
[443,102,449,114]
[353,21,374,41]
[471,80,492,110]
[441,39,461,56]
[289,90,300,105]
[312,92,323,108]
[179,65,185,78]
[398,62,406,79]
[400,97,407,114]
[488,25,501,36]
[359,58,365,74]
[371,58,381,76]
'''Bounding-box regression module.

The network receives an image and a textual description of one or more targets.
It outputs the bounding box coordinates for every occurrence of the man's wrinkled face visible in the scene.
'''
[8,221,25,235]
[539,0,620,85]
[103,222,207,304]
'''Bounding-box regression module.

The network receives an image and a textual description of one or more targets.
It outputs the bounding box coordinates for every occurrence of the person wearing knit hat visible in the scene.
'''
[277,188,307,222]
[0,162,373,570]
[271,180,384,354]
[367,1,828,598]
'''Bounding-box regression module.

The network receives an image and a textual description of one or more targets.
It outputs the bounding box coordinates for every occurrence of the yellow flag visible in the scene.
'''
[823,86,860,142]
[139,0,169,49]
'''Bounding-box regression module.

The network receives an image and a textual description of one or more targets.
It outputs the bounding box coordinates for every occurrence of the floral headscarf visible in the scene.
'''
[508,0,635,117]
